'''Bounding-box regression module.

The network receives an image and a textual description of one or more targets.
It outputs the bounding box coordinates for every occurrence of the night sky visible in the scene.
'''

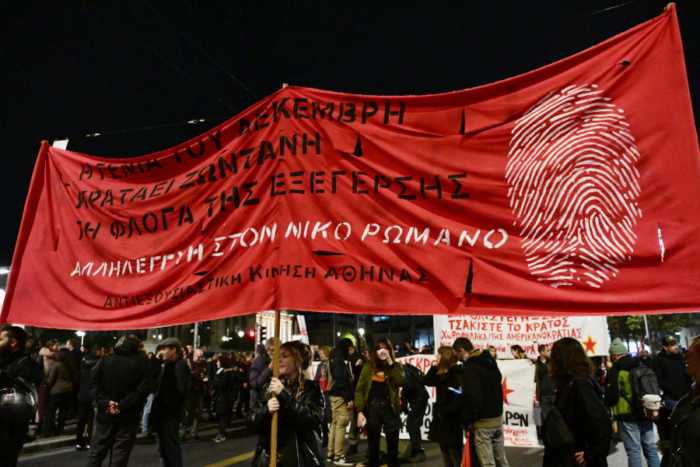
[1,0,698,266]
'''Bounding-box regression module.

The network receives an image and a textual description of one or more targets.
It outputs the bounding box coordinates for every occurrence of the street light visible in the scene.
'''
[358,328,365,337]
[76,330,86,346]
[237,330,244,338]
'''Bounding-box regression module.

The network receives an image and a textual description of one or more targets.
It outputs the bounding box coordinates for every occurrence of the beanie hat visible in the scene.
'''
[609,338,627,355]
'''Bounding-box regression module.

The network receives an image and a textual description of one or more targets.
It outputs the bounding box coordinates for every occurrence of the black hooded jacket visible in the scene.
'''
[459,350,504,428]
[328,338,354,402]
[76,353,102,401]
[651,349,692,401]
[90,339,152,425]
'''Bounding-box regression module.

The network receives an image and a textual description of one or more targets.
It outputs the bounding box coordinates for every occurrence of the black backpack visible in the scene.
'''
[627,365,660,420]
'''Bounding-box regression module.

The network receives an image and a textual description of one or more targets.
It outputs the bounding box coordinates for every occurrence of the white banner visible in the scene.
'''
[310,354,540,447]
[297,315,310,344]
[433,315,609,358]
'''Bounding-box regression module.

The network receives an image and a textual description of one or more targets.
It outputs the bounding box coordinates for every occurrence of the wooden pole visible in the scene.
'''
[270,309,281,467]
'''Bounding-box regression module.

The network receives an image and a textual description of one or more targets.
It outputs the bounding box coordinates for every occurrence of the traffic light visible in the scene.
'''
[260,326,267,341]
[248,330,255,339]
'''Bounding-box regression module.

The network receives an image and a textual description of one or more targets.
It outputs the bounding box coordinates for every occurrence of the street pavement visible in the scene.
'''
[20,420,656,467]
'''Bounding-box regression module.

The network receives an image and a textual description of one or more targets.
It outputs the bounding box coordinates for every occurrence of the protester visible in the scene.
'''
[424,346,464,467]
[0,325,42,467]
[488,345,498,360]
[236,352,252,418]
[75,345,104,451]
[663,335,700,467]
[35,340,57,433]
[327,337,356,466]
[347,342,366,457]
[246,340,324,467]
[142,349,163,435]
[605,338,660,467]
[313,345,333,447]
[212,354,240,442]
[85,335,152,467]
[652,335,693,443]
[535,343,555,444]
[182,348,207,441]
[249,338,274,404]
[150,338,191,467]
[510,345,528,359]
[355,338,406,467]
[543,337,611,467]
[456,337,509,467]
[43,348,76,436]
[401,361,429,462]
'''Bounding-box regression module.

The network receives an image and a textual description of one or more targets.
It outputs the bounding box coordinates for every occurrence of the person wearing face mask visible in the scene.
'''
[354,338,406,467]
[326,338,356,466]
[246,340,325,467]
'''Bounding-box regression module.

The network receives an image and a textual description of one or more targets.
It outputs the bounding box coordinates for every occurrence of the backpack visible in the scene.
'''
[402,363,426,386]
[627,365,660,420]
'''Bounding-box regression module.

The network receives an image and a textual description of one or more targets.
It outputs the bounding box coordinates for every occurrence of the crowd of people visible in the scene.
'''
[1,322,699,467]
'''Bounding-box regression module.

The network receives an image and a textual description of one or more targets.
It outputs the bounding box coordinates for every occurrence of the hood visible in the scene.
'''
[82,353,101,370]
[114,338,140,356]
[614,354,639,371]
[336,338,353,360]
[467,349,499,371]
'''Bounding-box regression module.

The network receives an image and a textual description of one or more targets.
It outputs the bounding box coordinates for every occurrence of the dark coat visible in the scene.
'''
[0,350,42,390]
[424,364,464,448]
[328,339,354,402]
[213,368,243,415]
[150,355,190,423]
[90,339,152,425]
[536,358,555,398]
[652,350,692,401]
[543,377,611,467]
[459,350,503,428]
[246,380,325,467]
[249,352,272,403]
[76,353,101,401]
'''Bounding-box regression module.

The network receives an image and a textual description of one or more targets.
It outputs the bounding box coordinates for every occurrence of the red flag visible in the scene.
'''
[3,6,699,329]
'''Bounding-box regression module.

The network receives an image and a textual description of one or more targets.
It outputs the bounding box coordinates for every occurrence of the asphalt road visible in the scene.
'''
[19,423,656,467]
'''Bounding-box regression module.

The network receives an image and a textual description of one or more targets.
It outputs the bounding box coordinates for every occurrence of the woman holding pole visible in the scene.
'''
[246,340,325,467]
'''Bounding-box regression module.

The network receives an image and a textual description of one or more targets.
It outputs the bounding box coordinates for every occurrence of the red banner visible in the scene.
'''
[3,6,699,329]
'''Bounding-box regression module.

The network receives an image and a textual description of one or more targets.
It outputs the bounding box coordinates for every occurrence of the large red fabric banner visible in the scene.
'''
[2,6,699,329]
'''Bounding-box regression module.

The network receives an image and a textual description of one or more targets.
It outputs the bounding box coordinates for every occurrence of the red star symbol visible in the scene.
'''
[502,378,515,405]
[582,335,597,354]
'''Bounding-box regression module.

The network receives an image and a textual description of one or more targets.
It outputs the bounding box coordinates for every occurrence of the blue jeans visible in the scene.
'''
[153,416,183,467]
[142,393,155,431]
[618,420,660,467]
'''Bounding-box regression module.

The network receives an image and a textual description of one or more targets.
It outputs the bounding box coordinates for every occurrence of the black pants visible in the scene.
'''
[406,397,428,452]
[365,398,402,467]
[236,387,250,416]
[43,392,71,434]
[76,397,94,447]
[0,422,28,467]
[217,411,231,437]
[85,421,139,467]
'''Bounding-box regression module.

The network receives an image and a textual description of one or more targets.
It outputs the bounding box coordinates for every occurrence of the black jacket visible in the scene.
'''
[536,358,556,398]
[328,338,354,402]
[459,350,503,428]
[424,364,464,448]
[246,380,325,467]
[652,350,692,401]
[249,351,272,403]
[213,368,243,414]
[90,339,152,425]
[0,350,42,390]
[543,377,611,467]
[76,353,102,401]
[150,355,190,423]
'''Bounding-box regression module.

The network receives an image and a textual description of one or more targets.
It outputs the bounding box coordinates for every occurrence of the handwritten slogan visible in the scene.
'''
[434,315,609,357]
[4,8,700,329]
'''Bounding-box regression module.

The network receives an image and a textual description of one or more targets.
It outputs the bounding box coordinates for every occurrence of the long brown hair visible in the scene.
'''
[549,338,596,390]
[280,341,313,397]
[369,338,396,372]
[436,346,457,374]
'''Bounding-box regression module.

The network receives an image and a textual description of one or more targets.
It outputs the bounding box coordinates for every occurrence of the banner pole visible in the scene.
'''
[270,309,281,467]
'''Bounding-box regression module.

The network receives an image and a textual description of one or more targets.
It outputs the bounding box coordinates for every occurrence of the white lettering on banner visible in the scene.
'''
[433,315,609,357]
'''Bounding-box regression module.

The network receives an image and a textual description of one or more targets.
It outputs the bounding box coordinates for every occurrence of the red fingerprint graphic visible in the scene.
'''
[507,85,641,289]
